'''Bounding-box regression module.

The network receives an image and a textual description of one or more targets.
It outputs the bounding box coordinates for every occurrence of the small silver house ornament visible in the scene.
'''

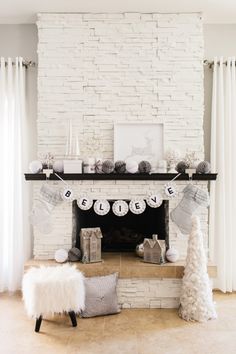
[80,227,103,263]
[143,234,166,264]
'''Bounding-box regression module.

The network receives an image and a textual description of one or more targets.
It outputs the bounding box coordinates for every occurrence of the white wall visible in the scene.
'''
[0,24,38,161]
[0,23,236,164]
[1,23,235,164]
[37,13,204,161]
[203,24,236,161]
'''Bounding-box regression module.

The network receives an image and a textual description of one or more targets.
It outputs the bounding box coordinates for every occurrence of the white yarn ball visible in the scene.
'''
[29,160,42,174]
[53,160,64,173]
[166,247,179,263]
[126,159,138,174]
[54,249,68,263]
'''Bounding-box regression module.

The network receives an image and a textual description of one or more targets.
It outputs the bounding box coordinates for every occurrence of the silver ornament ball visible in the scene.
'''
[68,247,81,262]
[135,243,144,258]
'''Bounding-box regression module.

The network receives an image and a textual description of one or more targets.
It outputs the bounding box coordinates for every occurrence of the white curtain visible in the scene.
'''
[0,57,30,292]
[210,57,236,292]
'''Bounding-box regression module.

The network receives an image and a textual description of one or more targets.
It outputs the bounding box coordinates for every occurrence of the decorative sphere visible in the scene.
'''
[126,159,138,174]
[68,247,81,262]
[115,160,126,174]
[176,161,189,174]
[196,161,211,174]
[29,160,43,174]
[53,160,64,173]
[138,160,152,174]
[54,249,68,263]
[135,243,144,258]
[166,247,179,263]
[102,160,115,174]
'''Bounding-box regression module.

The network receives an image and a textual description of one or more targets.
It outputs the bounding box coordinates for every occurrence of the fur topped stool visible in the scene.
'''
[22,264,85,332]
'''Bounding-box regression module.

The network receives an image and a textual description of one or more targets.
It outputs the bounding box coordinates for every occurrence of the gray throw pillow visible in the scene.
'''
[81,273,120,318]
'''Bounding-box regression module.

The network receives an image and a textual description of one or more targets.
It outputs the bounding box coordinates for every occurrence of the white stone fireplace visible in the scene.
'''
[33,180,208,261]
[31,12,213,308]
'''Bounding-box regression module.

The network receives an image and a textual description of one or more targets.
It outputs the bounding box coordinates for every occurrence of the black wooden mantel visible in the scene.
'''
[24,173,217,181]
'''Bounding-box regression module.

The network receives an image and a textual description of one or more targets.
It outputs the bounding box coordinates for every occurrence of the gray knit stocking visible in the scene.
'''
[170,184,209,235]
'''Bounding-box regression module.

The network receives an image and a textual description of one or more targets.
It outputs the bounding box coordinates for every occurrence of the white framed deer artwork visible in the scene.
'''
[114,123,164,170]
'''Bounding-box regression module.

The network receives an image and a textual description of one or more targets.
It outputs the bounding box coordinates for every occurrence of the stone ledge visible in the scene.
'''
[25,253,217,279]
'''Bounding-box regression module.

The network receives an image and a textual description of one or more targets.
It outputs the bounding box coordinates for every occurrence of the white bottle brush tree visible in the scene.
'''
[65,118,80,158]
[179,215,217,322]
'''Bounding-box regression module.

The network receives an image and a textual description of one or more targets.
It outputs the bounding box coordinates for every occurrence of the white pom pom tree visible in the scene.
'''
[179,215,217,322]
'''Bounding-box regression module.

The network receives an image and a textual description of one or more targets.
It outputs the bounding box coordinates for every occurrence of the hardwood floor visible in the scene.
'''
[0,291,236,354]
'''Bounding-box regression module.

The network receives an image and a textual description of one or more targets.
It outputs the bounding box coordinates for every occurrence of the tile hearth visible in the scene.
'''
[24,253,217,279]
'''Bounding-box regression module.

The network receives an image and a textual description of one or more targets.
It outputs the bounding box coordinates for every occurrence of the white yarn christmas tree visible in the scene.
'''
[179,215,217,322]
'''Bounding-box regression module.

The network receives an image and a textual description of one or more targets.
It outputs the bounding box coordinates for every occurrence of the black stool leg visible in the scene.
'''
[68,311,77,327]
[35,315,42,332]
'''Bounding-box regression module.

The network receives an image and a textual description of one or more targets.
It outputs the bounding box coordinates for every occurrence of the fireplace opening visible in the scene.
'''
[73,200,169,252]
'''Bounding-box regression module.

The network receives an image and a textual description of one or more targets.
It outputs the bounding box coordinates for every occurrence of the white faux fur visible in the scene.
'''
[22,264,85,318]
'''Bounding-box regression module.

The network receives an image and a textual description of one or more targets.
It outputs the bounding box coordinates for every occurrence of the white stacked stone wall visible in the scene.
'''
[35,13,206,307]
[36,12,205,258]
[117,278,181,308]
[37,13,204,159]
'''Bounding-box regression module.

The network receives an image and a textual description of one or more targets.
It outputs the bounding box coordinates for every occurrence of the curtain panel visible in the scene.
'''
[210,57,236,292]
[0,57,30,292]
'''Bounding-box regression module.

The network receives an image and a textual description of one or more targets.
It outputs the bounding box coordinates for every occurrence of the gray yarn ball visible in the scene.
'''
[196,161,211,174]
[138,160,152,174]
[102,160,115,174]
[176,161,189,173]
[68,247,81,262]
[115,160,126,174]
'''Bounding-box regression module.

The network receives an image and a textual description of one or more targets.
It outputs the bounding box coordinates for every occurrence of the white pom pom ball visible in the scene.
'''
[166,247,179,263]
[53,160,64,173]
[126,159,138,174]
[54,249,68,263]
[29,160,42,174]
